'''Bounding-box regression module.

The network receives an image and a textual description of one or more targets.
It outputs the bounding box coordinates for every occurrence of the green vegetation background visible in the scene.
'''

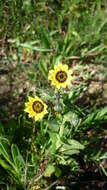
[0,0,107,190]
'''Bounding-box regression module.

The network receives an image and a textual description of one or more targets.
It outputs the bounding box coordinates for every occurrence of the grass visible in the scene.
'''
[0,0,107,190]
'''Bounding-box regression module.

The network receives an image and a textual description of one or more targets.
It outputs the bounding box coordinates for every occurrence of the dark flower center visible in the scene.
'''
[56,71,67,83]
[32,101,44,113]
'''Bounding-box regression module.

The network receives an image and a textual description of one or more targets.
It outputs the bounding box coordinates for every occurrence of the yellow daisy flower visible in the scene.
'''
[48,63,73,89]
[24,96,48,121]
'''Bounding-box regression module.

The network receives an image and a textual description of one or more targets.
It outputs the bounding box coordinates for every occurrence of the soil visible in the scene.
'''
[0,56,107,121]
[64,172,107,190]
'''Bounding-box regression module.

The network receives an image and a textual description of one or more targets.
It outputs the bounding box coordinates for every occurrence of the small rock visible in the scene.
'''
[102,83,107,99]
[88,81,102,94]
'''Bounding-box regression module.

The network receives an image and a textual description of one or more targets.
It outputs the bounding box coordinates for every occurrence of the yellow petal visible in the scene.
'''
[28,96,35,102]
[63,64,68,71]
[25,102,30,107]
[24,107,31,113]
[29,111,36,118]
[44,109,48,114]
[49,70,54,75]
[68,69,73,75]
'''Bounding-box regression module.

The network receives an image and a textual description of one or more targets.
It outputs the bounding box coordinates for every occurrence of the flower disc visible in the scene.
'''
[56,71,67,83]
[48,63,72,89]
[24,96,48,121]
[32,101,44,113]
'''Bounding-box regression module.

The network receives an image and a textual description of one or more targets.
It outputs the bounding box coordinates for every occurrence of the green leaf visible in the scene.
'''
[0,141,14,167]
[0,157,16,175]
[44,164,55,177]
[47,119,60,132]
[95,106,107,119]
[38,60,48,79]
[63,112,72,123]
[55,166,61,177]
[63,112,79,126]
[60,144,80,155]
[59,139,84,156]
[100,152,107,160]
[67,139,84,150]
[19,42,51,52]
[41,29,50,48]
[82,106,107,126]
[49,133,57,155]
[11,144,25,171]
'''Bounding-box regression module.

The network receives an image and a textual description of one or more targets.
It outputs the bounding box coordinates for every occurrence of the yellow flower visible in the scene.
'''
[24,96,48,121]
[48,63,73,89]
